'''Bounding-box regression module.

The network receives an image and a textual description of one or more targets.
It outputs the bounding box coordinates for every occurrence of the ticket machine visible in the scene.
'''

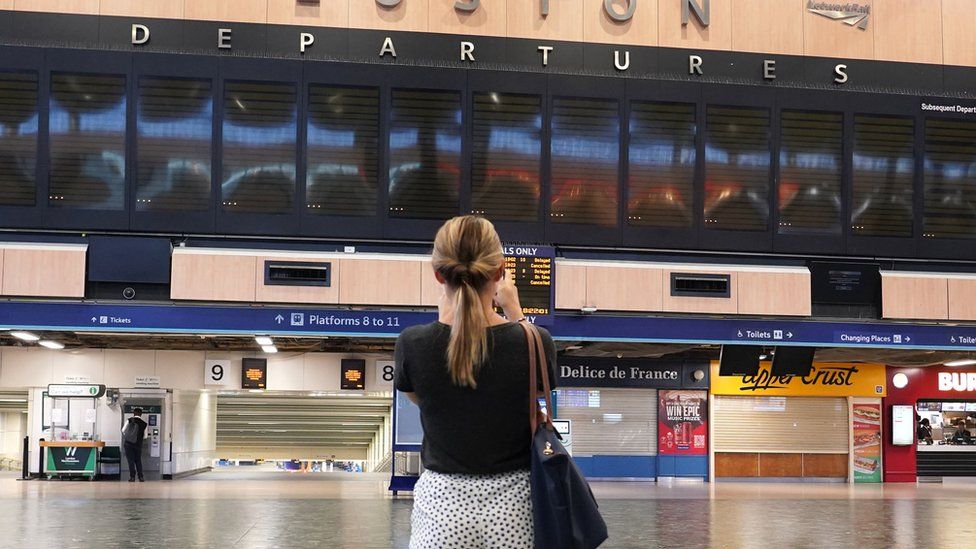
[120,396,167,481]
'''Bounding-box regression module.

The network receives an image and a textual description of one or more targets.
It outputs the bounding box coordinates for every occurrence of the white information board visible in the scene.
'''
[892,405,914,446]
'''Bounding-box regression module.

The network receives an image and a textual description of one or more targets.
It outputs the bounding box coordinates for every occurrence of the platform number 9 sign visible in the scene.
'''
[205,360,230,387]
[376,360,395,388]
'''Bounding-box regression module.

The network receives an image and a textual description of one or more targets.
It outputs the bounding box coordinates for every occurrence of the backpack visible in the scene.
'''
[122,419,140,444]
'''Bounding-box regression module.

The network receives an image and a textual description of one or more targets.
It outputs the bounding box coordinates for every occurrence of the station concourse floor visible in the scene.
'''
[1,470,975,548]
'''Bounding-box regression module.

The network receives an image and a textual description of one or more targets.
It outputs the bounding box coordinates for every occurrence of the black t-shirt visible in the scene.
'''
[394,321,557,475]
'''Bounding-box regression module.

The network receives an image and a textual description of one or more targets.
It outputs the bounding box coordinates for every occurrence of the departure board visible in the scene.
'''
[502,245,555,326]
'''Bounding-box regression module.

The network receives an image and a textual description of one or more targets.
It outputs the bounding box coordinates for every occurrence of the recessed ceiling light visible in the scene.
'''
[261,345,278,354]
[945,359,976,367]
[10,331,39,342]
[255,336,273,346]
[39,341,64,350]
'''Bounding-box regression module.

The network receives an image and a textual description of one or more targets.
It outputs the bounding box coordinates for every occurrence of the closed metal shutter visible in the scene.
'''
[555,388,656,456]
[713,396,848,453]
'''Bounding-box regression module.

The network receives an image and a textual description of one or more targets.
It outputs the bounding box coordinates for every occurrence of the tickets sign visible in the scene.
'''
[710,362,887,397]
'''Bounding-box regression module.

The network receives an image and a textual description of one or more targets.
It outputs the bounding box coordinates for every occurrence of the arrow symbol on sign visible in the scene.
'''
[90,317,97,322]
[275,314,284,324]
[787,332,793,339]
[906,336,911,343]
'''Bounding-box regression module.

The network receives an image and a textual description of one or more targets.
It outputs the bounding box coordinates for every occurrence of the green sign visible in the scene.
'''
[46,447,96,474]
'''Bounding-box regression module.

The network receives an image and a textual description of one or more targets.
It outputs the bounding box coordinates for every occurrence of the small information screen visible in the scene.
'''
[241,358,267,390]
[502,245,555,326]
[341,359,366,390]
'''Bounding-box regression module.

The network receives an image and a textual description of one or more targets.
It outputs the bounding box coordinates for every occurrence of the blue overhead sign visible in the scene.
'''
[2,301,976,350]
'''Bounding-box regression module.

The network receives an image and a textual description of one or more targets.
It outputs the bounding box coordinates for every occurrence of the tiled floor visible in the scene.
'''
[1,471,975,548]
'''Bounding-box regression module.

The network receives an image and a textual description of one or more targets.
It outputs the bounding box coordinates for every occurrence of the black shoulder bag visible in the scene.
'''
[521,321,608,549]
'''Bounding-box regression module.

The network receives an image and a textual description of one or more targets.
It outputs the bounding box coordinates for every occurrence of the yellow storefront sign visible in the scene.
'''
[710,362,887,397]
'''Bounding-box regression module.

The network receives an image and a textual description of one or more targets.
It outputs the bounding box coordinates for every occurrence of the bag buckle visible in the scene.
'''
[543,441,554,456]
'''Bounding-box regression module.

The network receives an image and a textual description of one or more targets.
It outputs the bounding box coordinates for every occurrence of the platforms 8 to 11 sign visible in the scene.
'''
[502,245,555,326]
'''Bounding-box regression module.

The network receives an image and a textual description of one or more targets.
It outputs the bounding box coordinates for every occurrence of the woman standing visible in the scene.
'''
[394,216,556,549]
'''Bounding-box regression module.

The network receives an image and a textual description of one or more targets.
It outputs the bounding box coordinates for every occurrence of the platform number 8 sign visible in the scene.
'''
[205,359,231,387]
[376,360,395,388]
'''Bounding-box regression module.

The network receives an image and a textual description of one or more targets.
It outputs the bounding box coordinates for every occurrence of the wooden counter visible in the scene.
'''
[40,441,105,448]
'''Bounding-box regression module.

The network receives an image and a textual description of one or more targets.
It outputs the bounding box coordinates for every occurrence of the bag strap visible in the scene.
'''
[520,321,553,436]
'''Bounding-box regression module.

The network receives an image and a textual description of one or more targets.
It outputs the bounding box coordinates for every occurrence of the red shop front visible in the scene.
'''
[884,366,976,482]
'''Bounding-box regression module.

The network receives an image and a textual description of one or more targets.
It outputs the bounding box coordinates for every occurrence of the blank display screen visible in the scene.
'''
[704,105,771,231]
[221,81,297,214]
[49,73,126,210]
[388,89,461,220]
[136,77,212,212]
[628,101,696,228]
[550,97,619,227]
[0,71,37,207]
[778,110,843,235]
[852,115,914,237]
[307,85,379,217]
[924,118,976,239]
[471,92,541,222]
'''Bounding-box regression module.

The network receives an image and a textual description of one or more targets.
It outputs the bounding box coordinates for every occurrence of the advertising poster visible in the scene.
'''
[852,402,882,483]
[658,390,708,455]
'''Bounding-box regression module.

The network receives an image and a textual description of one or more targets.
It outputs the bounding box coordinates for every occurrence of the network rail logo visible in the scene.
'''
[807,1,870,30]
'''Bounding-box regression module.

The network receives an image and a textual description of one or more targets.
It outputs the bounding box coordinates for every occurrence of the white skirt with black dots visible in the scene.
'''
[410,469,534,549]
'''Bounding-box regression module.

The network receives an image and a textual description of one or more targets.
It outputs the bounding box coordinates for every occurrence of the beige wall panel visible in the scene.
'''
[583,0,658,46]
[13,0,96,14]
[171,254,213,301]
[420,261,442,307]
[184,0,268,24]
[1,248,85,298]
[948,278,976,320]
[873,0,943,64]
[350,0,429,32]
[881,275,948,320]
[585,266,662,312]
[99,0,183,18]
[661,270,737,314]
[737,271,811,316]
[267,0,349,27]
[943,0,976,66]
[253,256,340,305]
[555,263,587,310]
[730,0,803,54]
[339,259,422,305]
[658,0,732,51]
[506,0,583,42]
[212,255,258,301]
[803,0,874,60]
[171,253,256,302]
[429,0,506,37]
[0,0,13,9]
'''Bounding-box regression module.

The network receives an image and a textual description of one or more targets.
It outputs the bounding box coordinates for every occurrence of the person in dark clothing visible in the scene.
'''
[394,216,556,548]
[917,418,933,444]
[951,421,973,445]
[122,408,148,482]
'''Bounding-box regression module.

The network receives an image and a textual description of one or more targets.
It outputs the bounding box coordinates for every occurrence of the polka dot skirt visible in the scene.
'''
[410,469,534,548]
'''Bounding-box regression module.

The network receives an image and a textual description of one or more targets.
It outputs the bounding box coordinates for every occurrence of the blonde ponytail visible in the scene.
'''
[432,216,504,389]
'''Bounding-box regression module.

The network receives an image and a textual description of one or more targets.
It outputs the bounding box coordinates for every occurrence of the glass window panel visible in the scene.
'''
[924,118,976,239]
[628,101,695,228]
[388,89,461,219]
[49,73,126,210]
[550,97,619,227]
[778,110,843,235]
[136,77,212,212]
[0,71,37,207]
[852,115,914,237]
[704,105,771,231]
[471,92,541,222]
[306,85,379,217]
[221,80,297,214]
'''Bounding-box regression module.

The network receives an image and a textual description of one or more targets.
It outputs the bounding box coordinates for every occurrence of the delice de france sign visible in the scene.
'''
[47,384,107,398]
[556,358,709,389]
